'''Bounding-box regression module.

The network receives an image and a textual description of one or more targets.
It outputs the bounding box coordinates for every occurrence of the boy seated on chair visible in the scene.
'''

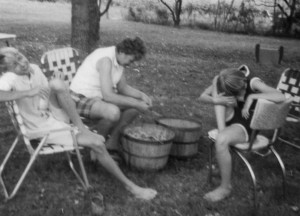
[0,47,157,201]
[69,37,152,151]
[198,67,285,202]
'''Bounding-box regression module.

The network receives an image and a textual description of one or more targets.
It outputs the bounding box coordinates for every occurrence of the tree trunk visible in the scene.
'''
[159,0,182,27]
[71,0,100,55]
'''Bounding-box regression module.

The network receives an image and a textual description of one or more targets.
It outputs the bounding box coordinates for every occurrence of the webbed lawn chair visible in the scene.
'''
[0,101,90,200]
[276,68,300,150]
[207,98,292,210]
[40,47,97,128]
[40,47,81,86]
[255,43,284,65]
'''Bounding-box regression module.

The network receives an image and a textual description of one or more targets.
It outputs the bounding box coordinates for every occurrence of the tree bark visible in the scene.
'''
[71,0,100,55]
[159,0,182,27]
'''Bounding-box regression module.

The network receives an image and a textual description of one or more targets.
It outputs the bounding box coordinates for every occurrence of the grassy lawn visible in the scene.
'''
[0,0,300,215]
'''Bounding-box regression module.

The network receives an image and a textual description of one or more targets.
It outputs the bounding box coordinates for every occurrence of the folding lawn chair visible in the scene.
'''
[255,43,284,65]
[40,47,98,128]
[207,98,292,211]
[276,68,300,150]
[0,100,90,200]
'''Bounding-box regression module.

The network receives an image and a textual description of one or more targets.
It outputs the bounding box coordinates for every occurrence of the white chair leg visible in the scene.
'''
[70,131,90,190]
[0,135,48,200]
[66,152,90,190]
[0,135,20,199]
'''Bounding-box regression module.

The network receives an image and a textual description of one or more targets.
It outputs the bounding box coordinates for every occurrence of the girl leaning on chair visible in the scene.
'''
[198,67,286,202]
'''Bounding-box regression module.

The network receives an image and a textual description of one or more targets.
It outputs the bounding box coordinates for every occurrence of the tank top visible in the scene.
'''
[70,46,124,98]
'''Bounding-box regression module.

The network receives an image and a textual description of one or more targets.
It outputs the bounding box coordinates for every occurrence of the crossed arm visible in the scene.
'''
[198,76,286,131]
[241,79,286,118]
[198,76,237,107]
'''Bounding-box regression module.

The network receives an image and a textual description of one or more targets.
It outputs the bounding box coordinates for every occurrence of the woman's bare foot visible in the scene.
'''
[127,185,157,200]
[204,186,232,202]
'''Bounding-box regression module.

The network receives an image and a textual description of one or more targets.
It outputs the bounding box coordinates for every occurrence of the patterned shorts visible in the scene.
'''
[70,90,98,118]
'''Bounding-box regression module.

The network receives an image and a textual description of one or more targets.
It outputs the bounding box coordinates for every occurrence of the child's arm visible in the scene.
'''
[198,77,236,106]
[249,79,286,102]
[0,88,40,102]
[242,79,286,118]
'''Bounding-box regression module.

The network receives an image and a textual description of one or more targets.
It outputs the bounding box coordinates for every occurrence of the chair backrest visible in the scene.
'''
[276,68,300,118]
[255,43,284,65]
[5,101,35,154]
[250,98,292,130]
[40,47,81,86]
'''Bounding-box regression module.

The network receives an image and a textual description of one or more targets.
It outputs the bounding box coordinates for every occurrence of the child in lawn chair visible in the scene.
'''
[198,67,285,202]
[0,47,157,200]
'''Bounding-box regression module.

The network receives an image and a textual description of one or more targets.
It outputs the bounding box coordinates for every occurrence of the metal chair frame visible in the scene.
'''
[0,101,90,200]
[40,47,97,128]
[207,98,292,210]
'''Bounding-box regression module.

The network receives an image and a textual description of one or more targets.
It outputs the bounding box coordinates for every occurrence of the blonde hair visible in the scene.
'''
[217,68,246,96]
[0,47,19,72]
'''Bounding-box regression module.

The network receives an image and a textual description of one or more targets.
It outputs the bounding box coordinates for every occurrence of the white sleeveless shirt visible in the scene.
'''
[70,46,124,98]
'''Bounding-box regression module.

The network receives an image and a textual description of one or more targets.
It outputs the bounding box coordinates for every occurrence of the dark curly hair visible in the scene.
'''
[116,37,146,61]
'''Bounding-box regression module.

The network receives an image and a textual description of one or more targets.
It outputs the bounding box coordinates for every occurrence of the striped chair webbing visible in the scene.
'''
[41,47,81,86]
[277,68,300,118]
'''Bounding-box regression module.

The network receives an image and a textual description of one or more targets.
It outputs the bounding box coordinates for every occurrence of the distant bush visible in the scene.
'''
[194,22,211,30]
[154,8,170,25]
[126,6,153,23]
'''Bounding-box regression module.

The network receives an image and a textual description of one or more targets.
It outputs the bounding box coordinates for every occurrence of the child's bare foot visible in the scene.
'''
[204,186,231,202]
[127,185,157,200]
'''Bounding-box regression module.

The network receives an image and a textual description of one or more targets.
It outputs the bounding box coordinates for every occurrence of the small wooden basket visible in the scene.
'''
[156,118,202,158]
[121,123,175,171]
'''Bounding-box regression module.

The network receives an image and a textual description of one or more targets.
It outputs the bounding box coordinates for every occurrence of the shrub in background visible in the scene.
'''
[154,8,170,25]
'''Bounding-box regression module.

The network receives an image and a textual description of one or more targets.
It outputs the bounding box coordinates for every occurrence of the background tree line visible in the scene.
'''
[40,0,299,54]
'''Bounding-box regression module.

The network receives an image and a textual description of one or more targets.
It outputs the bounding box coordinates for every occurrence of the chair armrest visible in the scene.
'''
[27,127,76,139]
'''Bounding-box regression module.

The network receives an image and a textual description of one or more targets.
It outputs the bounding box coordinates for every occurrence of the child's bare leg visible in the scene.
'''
[204,125,246,202]
[49,79,86,130]
[77,132,157,200]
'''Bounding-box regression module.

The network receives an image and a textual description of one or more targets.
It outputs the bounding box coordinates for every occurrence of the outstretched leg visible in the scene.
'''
[77,131,157,200]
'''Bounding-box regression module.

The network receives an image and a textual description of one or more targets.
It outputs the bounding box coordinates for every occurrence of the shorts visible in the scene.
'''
[70,90,99,118]
[226,108,254,142]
